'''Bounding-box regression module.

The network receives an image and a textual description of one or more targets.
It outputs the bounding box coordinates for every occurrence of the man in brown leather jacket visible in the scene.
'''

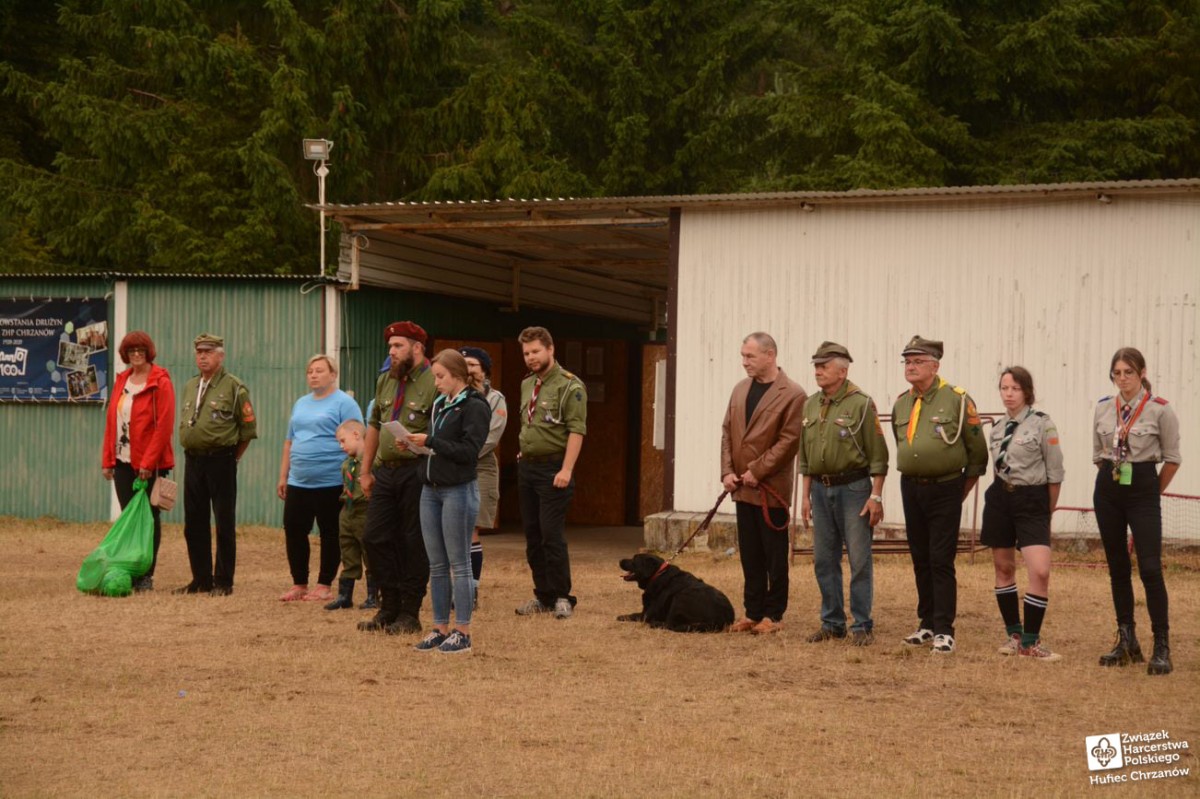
[720,332,807,633]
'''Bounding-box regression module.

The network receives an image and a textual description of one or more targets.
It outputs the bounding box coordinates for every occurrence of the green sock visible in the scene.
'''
[1007,623,1024,636]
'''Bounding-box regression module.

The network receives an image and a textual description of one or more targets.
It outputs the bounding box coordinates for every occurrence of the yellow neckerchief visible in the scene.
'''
[906,377,947,444]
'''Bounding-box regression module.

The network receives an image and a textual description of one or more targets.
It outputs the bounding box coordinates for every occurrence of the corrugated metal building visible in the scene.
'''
[4,179,1196,534]
[321,179,1199,534]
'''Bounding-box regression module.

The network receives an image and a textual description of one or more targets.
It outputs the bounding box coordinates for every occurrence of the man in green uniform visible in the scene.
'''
[176,333,257,595]
[797,342,888,645]
[891,335,988,653]
[358,321,437,634]
[514,326,587,619]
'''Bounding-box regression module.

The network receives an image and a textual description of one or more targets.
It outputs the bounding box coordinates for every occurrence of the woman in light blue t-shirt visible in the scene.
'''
[276,355,363,602]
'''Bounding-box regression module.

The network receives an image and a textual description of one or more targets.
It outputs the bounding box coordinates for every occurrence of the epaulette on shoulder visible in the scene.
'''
[952,385,966,395]
[561,369,578,381]
[1033,410,1047,418]
[1098,395,1113,403]
[1153,396,1169,405]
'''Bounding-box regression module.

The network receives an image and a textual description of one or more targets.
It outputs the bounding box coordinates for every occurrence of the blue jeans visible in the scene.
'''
[420,481,479,628]
[810,477,874,632]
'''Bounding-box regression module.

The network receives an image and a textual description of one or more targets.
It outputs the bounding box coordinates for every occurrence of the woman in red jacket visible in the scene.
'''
[102,331,176,591]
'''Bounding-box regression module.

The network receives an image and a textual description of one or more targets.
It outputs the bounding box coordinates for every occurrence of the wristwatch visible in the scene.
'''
[869,495,883,504]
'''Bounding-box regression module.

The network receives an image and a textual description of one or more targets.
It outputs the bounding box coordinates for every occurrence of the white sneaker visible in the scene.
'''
[553,597,573,619]
[931,634,956,654]
[514,598,552,616]
[903,628,934,646]
[998,633,1021,655]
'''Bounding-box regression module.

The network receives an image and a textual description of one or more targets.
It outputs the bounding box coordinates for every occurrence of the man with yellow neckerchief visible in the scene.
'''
[891,335,987,654]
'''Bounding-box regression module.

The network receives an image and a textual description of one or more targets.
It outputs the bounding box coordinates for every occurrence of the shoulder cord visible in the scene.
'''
[936,389,969,446]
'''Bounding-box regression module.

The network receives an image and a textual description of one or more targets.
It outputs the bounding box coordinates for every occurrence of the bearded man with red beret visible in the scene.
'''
[357,321,437,635]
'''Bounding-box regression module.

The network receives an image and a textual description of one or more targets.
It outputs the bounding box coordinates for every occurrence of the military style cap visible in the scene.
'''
[384,320,428,345]
[811,341,853,364]
[193,333,224,350]
[901,335,943,360]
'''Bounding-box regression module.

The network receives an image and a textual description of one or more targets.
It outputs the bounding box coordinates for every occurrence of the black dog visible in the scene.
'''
[617,553,735,632]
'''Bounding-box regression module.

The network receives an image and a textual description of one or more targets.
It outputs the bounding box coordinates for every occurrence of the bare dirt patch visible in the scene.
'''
[1,518,1196,797]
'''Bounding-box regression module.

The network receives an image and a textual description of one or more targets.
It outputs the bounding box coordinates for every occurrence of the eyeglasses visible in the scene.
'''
[902,358,934,366]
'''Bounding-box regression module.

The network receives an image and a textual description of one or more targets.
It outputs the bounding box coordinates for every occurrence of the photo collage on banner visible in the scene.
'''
[0,298,108,402]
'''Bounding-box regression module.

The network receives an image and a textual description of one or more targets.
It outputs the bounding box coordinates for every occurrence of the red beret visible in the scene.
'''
[384,321,428,345]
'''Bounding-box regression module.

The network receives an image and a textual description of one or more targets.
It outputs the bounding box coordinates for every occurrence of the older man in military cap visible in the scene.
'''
[891,335,988,654]
[358,321,437,635]
[797,342,888,646]
[176,333,257,596]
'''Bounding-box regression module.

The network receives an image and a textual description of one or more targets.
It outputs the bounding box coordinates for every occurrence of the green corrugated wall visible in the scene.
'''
[1,277,329,526]
[1,278,113,521]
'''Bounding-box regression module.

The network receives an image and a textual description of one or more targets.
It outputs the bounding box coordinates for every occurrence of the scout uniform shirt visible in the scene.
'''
[368,360,437,464]
[1092,390,1182,465]
[988,409,1065,486]
[178,367,257,452]
[797,381,889,477]
[892,377,987,478]
[519,362,587,457]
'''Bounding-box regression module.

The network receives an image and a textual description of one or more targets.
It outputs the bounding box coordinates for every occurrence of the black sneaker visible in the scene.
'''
[209,585,233,597]
[132,576,154,593]
[172,582,211,595]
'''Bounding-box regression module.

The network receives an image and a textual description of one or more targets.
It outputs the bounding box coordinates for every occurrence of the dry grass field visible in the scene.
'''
[1,517,1197,798]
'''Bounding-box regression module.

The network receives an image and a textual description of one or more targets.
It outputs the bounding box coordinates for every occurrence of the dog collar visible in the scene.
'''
[649,561,670,583]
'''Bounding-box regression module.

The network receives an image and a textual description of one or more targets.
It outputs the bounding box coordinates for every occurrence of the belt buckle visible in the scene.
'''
[819,475,834,487]
[1003,480,1015,493]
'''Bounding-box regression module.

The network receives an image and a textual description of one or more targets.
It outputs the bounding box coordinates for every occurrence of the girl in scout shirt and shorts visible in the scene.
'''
[980,367,1063,660]
[1093,347,1181,676]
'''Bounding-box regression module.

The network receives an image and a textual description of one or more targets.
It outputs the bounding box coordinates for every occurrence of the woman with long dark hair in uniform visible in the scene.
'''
[1093,347,1181,675]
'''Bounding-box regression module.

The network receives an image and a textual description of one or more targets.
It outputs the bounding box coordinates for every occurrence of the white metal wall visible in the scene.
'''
[673,196,1199,530]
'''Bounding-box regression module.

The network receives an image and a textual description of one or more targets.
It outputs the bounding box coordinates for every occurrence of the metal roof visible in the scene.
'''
[315,178,1200,326]
[1,273,343,282]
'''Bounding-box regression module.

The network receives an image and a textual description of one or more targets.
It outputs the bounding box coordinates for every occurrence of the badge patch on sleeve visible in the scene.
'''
[242,401,255,422]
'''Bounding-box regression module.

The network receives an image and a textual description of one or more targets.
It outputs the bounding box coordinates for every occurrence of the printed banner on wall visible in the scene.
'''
[0,298,109,402]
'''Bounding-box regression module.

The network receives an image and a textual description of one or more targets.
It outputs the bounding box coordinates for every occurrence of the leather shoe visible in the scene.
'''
[752,618,783,634]
[806,627,846,643]
[172,582,211,595]
[729,618,757,633]
[209,585,233,597]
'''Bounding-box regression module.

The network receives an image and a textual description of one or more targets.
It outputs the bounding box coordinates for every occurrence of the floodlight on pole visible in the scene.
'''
[303,139,334,275]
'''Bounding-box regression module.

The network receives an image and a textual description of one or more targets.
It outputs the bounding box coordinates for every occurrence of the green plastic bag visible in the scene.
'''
[76,478,154,597]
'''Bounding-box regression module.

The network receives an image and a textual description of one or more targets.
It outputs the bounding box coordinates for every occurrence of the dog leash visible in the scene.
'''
[669,490,729,562]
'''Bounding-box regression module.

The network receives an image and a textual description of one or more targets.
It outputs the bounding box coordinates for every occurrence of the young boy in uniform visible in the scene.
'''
[325,419,375,610]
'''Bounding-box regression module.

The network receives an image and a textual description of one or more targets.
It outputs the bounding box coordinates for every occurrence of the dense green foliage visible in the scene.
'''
[2,0,1197,273]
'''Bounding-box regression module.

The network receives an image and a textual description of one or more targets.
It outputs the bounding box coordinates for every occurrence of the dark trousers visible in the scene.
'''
[900,475,965,637]
[1094,463,1169,634]
[113,461,165,577]
[362,462,428,605]
[518,460,575,606]
[183,450,238,590]
[283,485,343,586]
[735,500,790,622]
